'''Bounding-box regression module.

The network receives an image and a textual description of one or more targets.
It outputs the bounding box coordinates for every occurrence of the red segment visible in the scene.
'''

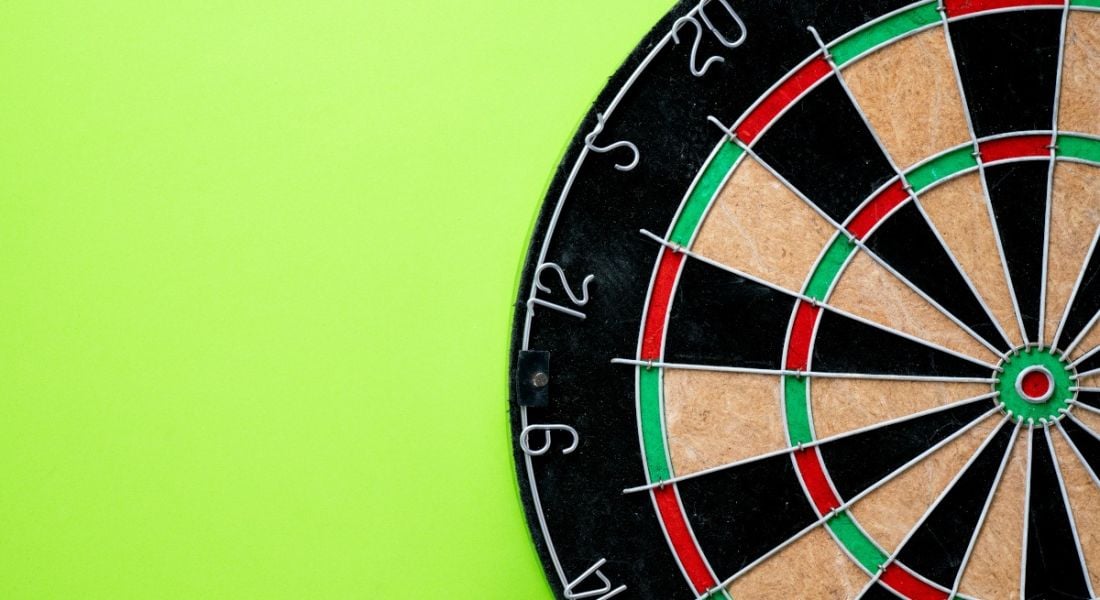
[847,181,909,240]
[642,251,685,359]
[880,564,949,600]
[786,301,821,371]
[979,134,1051,164]
[653,487,718,594]
[1021,370,1052,399]
[944,0,1062,17]
[794,448,841,516]
[736,57,832,144]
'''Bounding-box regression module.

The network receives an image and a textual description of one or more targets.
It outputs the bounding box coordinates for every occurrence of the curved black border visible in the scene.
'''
[508,1,923,597]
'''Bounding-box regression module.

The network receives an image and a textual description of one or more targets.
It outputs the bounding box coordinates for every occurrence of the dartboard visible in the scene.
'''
[509,1,1100,598]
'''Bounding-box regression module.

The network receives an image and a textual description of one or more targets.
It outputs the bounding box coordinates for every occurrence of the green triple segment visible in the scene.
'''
[907,146,978,192]
[1059,133,1100,164]
[827,512,890,573]
[803,236,857,302]
[896,135,1100,198]
[786,234,856,449]
[785,232,880,571]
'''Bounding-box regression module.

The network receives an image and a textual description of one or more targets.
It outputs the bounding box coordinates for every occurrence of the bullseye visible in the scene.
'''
[994,347,1073,422]
[1016,365,1054,404]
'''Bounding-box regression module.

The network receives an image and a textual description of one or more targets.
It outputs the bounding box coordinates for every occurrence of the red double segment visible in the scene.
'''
[737,58,832,145]
[653,487,721,594]
[944,0,1063,18]
[642,250,685,359]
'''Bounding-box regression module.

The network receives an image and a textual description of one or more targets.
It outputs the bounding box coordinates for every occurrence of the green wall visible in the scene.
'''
[0,1,673,597]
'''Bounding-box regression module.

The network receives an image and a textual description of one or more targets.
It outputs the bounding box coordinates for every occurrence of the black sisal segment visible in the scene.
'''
[812,309,990,378]
[820,400,994,501]
[752,77,896,223]
[863,202,1011,351]
[1075,391,1100,411]
[1073,353,1100,380]
[1025,428,1092,600]
[949,10,1063,138]
[677,454,818,580]
[858,583,904,600]
[1055,245,1100,352]
[894,421,1016,588]
[664,257,796,369]
[985,161,1050,342]
[1060,417,1100,477]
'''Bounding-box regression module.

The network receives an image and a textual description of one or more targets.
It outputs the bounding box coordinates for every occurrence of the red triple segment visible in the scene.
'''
[880,563,950,600]
[786,301,822,371]
[847,180,910,240]
[794,448,842,516]
[978,134,1052,164]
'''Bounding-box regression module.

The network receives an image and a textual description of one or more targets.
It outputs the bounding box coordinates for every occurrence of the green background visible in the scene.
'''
[0,1,674,598]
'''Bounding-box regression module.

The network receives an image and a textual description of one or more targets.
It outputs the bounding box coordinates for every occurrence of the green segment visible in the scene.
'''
[782,229,895,577]
[640,367,671,481]
[783,227,893,576]
[804,235,857,301]
[1058,134,1100,164]
[907,146,978,192]
[669,143,744,246]
[641,144,746,483]
[1071,0,1100,8]
[784,378,813,445]
[826,513,888,572]
[995,348,1074,424]
[831,2,940,66]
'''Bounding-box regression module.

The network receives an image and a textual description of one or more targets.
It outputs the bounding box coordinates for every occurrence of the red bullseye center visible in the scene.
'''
[1019,368,1052,401]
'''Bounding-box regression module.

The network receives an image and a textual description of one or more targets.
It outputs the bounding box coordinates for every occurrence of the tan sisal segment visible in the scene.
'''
[1051,430,1100,593]
[918,173,1023,349]
[1046,163,1100,346]
[1058,11,1100,138]
[957,427,1027,600]
[828,250,998,361]
[692,155,834,292]
[1073,409,1100,437]
[1070,324,1100,362]
[664,371,785,476]
[847,415,999,554]
[724,527,867,599]
[843,28,970,169]
[810,379,989,440]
